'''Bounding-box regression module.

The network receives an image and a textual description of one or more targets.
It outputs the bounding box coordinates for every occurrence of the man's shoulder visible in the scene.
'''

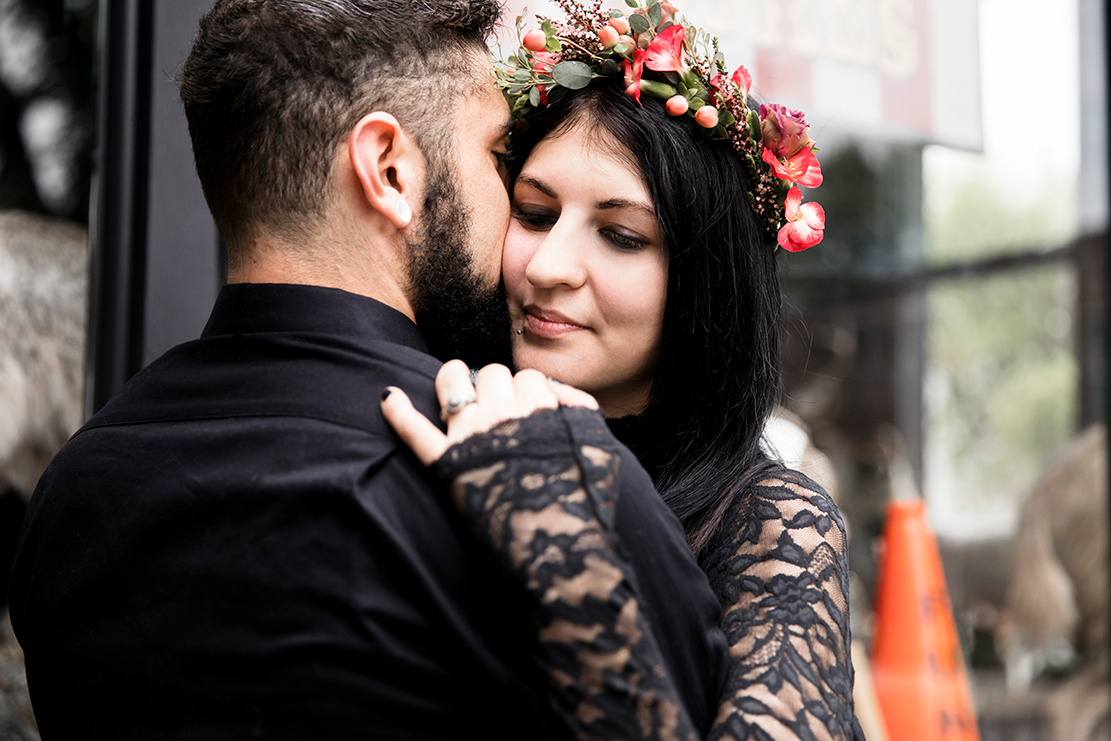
[84,329,444,437]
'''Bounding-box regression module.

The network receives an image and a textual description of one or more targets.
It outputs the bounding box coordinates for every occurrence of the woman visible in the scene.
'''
[382,1,858,738]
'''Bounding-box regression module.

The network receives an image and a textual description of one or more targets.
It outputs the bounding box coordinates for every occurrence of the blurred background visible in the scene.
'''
[0,0,1107,739]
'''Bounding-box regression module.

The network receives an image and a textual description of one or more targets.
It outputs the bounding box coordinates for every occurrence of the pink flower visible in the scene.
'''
[762,146,823,188]
[778,187,825,251]
[645,24,686,73]
[659,2,679,22]
[622,49,647,104]
[760,103,813,159]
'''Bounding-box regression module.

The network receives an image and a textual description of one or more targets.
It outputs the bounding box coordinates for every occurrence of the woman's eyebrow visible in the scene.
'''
[516,174,557,199]
[597,198,655,219]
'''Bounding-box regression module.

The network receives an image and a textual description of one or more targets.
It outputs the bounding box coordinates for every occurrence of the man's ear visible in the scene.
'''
[349,112,423,229]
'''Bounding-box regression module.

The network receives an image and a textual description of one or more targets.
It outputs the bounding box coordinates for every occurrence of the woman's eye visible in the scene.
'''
[512,207,558,231]
[602,228,649,252]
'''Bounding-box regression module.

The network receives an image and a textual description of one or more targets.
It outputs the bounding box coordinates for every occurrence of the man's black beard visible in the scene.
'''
[407,160,513,368]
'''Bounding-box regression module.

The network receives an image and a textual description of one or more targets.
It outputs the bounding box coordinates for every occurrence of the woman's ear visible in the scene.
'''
[349,112,423,229]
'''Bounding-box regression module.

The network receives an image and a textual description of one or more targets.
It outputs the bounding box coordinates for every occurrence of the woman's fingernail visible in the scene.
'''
[381,387,393,401]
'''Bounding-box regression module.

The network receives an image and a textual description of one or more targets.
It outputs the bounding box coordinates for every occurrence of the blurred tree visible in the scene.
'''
[0,0,97,224]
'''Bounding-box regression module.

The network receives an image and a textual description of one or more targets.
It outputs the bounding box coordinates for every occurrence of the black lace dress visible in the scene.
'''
[435,406,862,741]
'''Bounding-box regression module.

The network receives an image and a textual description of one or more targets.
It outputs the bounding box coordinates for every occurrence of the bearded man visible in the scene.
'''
[8,1,727,738]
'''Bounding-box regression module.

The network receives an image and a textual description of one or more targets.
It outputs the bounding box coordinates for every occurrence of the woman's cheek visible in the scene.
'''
[501,223,533,301]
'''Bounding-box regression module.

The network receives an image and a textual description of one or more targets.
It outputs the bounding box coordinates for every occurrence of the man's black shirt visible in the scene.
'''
[10,283,727,738]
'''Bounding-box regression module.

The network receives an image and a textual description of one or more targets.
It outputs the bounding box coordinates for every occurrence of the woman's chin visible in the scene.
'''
[512,342,583,388]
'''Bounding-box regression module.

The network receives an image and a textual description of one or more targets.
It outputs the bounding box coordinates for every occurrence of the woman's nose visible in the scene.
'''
[524,219,587,289]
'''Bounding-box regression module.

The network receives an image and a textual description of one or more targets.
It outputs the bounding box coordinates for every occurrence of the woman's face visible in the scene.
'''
[503,121,668,417]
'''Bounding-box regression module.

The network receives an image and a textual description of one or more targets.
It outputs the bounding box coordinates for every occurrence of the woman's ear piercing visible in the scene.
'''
[396,200,412,226]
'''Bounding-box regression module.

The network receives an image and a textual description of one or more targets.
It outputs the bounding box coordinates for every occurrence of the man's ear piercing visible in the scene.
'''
[396,200,412,226]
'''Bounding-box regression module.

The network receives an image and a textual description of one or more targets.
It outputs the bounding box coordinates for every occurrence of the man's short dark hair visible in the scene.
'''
[180,0,502,251]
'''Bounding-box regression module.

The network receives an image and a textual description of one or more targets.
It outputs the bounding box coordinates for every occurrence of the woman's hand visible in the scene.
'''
[381,359,598,465]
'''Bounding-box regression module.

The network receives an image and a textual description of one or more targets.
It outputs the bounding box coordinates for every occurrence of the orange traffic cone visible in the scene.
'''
[871,499,980,741]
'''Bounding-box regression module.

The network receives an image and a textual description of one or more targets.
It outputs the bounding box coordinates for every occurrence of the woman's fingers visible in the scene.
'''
[474,364,515,406]
[513,369,558,417]
[388,361,602,468]
[548,379,600,410]
[380,386,450,466]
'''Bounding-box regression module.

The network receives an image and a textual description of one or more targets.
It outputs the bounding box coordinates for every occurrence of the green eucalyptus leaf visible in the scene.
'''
[546,37,562,52]
[720,110,736,127]
[625,0,639,7]
[609,8,625,17]
[659,20,674,31]
[548,85,569,104]
[529,85,541,106]
[600,59,622,77]
[689,97,706,110]
[663,70,681,85]
[713,123,728,138]
[628,13,650,34]
[541,19,553,32]
[551,60,593,90]
[513,69,531,82]
[648,2,662,27]
[614,42,630,56]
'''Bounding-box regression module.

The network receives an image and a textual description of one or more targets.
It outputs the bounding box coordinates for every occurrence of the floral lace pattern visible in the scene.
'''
[436,407,857,741]
[436,407,697,741]
[701,470,856,741]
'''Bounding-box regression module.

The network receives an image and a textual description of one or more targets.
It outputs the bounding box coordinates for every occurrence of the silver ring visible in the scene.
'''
[440,390,478,421]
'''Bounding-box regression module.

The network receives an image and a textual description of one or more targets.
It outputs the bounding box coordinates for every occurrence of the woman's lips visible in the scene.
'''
[523,306,586,339]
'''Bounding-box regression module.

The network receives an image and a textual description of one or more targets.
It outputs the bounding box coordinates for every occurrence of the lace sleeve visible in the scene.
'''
[434,406,698,741]
[700,468,857,741]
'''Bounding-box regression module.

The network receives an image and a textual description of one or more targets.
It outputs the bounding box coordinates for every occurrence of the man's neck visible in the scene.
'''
[228,236,415,322]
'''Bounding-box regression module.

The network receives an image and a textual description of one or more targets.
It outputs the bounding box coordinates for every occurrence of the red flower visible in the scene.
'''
[709,64,752,106]
[732,65,752,99]
[778,187,825,252]
[622,49,648,104]
[645,24,685,73]
[762,146,823,188]
[532,52,557,104]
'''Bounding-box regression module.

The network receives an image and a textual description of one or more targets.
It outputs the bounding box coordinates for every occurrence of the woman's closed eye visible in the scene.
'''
[601,227,650,252]
[512,206,559,231]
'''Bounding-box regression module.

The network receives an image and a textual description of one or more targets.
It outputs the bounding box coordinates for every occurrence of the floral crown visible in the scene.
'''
[496,0,825,251]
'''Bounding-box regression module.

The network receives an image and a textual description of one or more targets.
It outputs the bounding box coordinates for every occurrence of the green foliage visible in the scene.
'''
[552,61,593,90]
[926,266,1078,513]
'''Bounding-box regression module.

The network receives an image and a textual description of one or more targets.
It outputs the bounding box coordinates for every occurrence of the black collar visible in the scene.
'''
[202,283,428,355]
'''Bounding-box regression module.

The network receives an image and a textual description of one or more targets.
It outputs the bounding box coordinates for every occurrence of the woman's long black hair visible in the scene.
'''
[507,83,782,556]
